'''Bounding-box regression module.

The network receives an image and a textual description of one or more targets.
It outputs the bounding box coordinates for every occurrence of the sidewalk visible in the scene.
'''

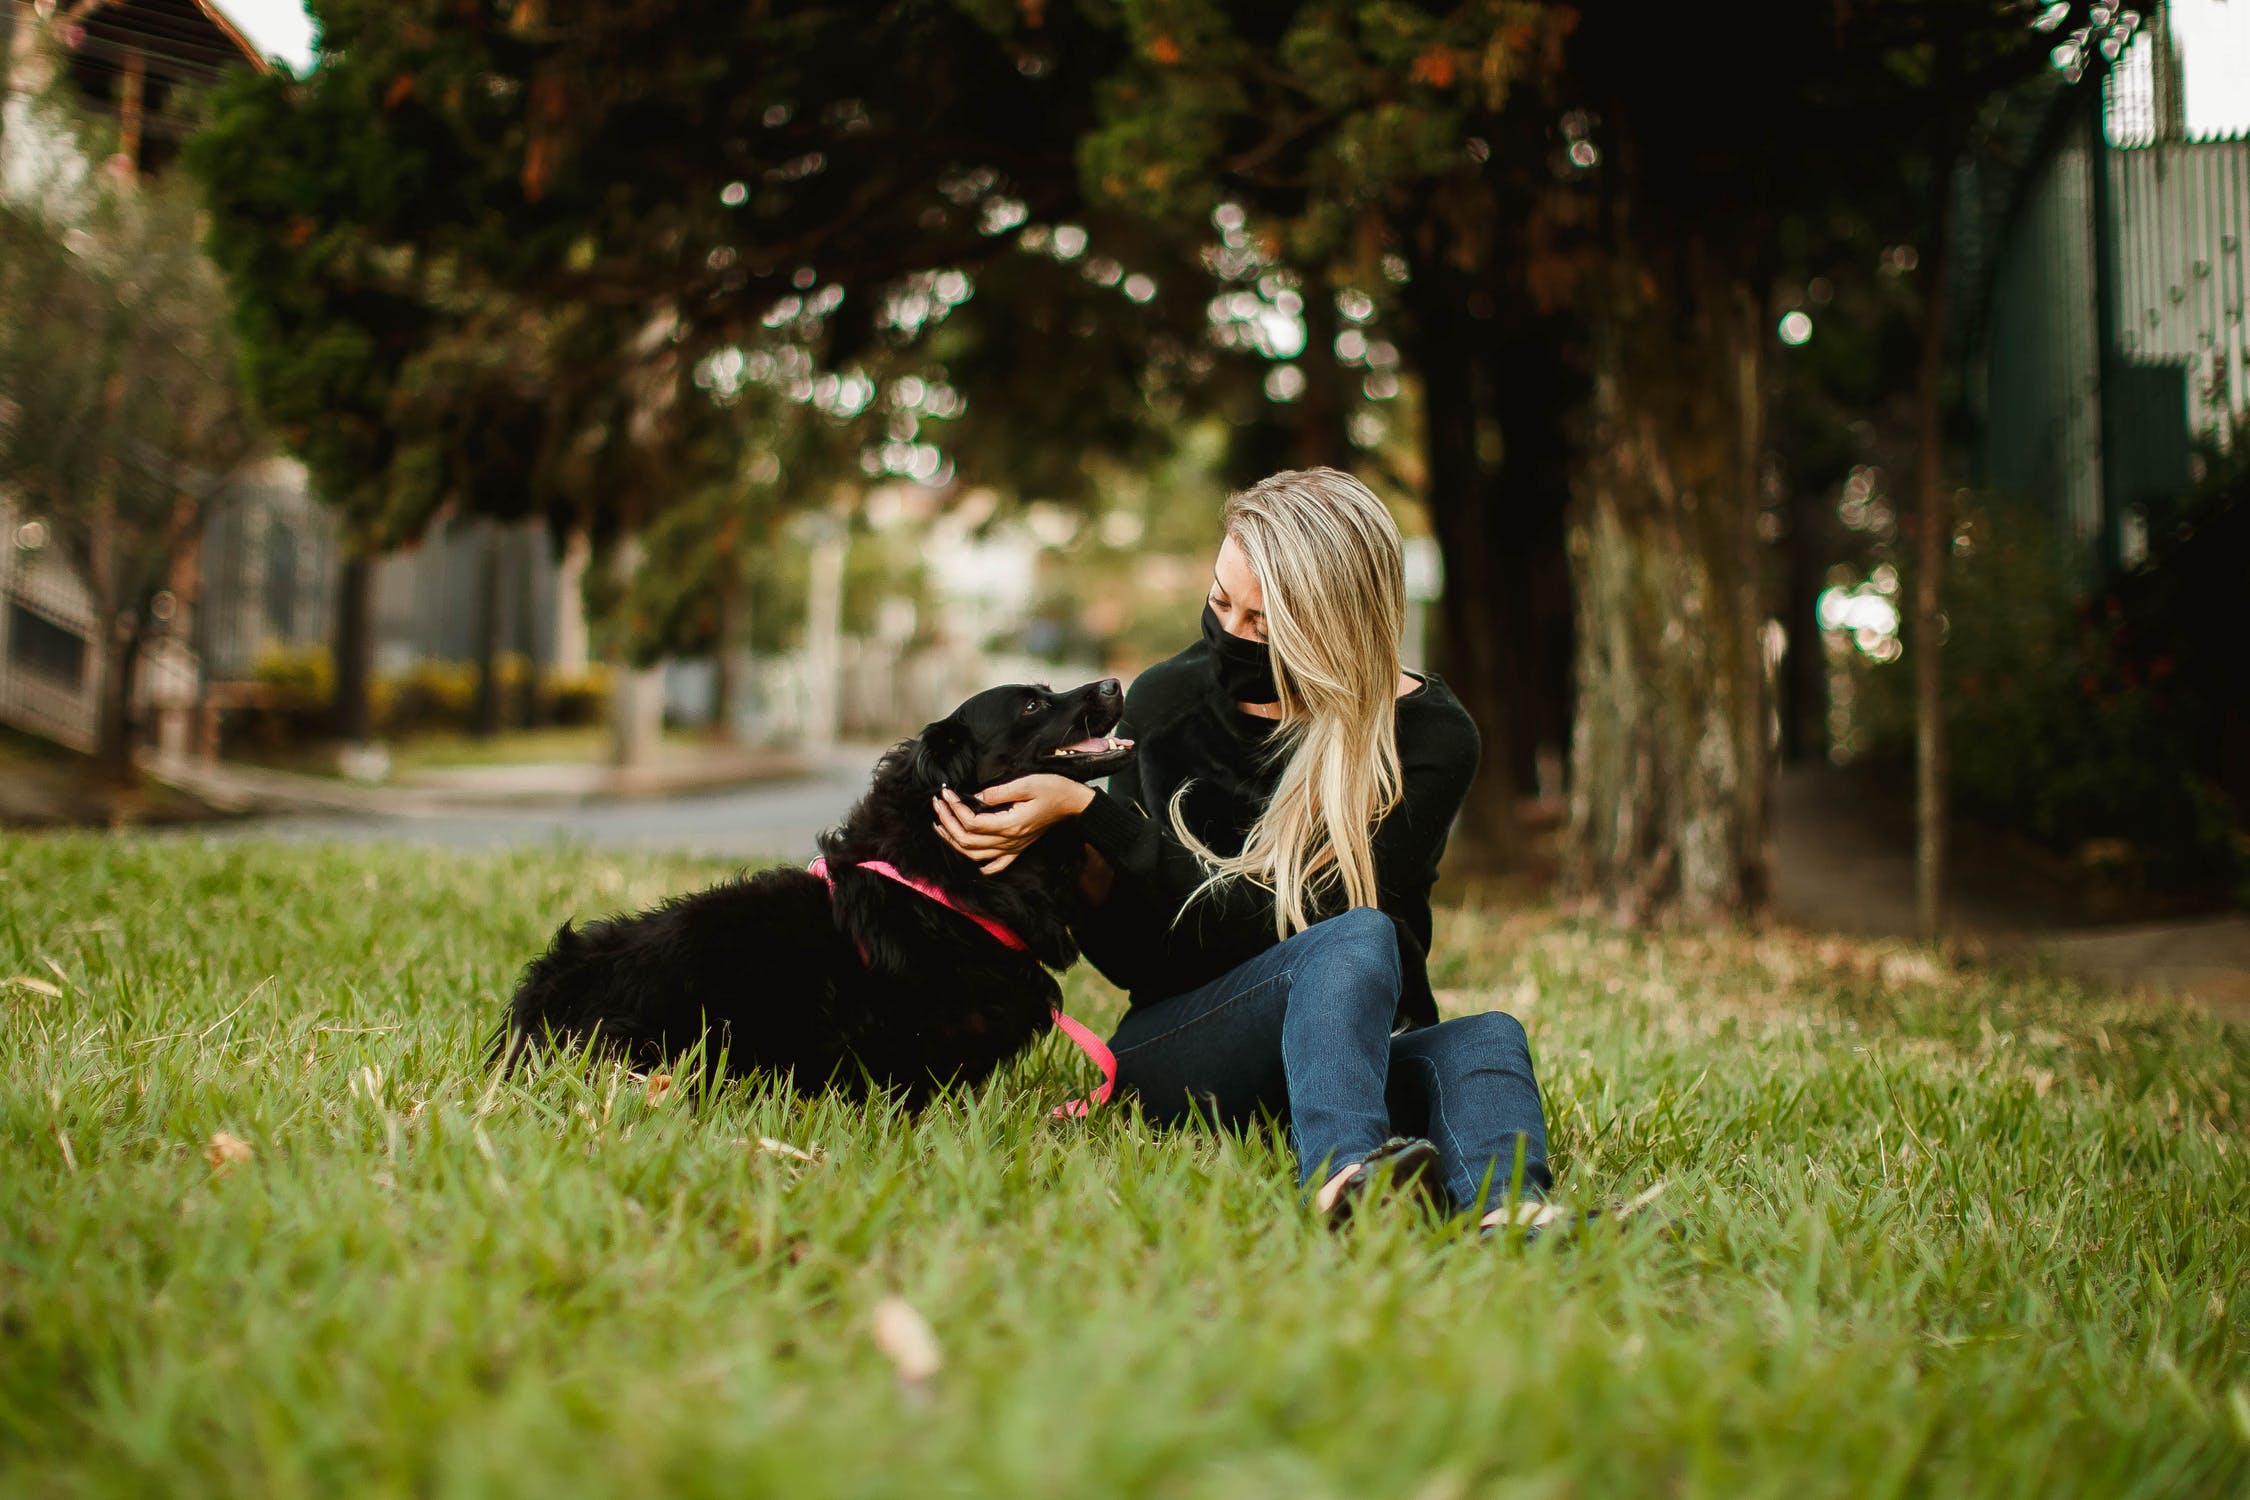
[1773,765,2250,1022]
[140,741,809,818]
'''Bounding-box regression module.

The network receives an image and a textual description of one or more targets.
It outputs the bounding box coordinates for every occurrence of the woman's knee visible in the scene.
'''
[1462,1008,1531,1059]
[1296,906,1399,977]
[1306,905,1396,950]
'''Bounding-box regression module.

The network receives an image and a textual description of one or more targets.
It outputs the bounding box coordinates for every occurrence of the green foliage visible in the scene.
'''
[190,0,1138,554]
[1080,0,1536,258]
[1854,496,2247,897]
[1,839,2245,1494]
[186,38,451,546]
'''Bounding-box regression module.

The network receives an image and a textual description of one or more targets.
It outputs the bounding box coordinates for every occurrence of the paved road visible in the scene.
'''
[185,747,887,862]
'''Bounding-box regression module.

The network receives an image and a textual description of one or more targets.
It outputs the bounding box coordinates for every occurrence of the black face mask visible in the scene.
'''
[1201,603,1281,705]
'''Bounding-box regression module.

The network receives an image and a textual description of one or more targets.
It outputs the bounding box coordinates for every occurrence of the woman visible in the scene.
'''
[935,467,1558,1234]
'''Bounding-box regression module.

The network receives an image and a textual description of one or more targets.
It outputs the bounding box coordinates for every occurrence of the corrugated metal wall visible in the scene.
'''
[1977,108,2246,566]
[193,460,338,680]
[2108,136,2250,443]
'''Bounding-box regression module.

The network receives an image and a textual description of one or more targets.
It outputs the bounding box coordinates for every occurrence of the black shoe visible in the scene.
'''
[1312,1136,1442,1228]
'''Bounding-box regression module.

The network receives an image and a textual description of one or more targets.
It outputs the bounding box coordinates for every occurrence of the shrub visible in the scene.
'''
[221,651,615,749]
[227,644,335,750]
[544,664,612,728]
[375,660,477,737]
[1856,490,2246,899]
[252,643,333,710]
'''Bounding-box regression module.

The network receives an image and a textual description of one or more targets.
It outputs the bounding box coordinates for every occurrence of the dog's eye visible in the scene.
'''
[1020,699,1042,716]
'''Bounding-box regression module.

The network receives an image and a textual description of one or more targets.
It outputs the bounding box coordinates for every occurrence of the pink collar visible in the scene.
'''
[808,854,1112,1116]
[809,856,1030,953]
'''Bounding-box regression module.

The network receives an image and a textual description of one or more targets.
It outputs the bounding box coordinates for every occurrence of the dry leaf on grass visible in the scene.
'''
[1878,951,1946,988]
[644,1072,673,1104]
[206,1132,254,1173]
[756,1136,823,1163]
[871,1296,942,1384]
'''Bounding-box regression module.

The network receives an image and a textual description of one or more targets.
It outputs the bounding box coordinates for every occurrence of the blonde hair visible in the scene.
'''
[1169,467,1407,938]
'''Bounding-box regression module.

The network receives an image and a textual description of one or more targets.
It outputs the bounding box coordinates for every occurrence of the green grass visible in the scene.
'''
[2,836,2245,1498]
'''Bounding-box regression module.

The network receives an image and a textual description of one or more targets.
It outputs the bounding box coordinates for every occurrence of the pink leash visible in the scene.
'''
[810,857,1116,1118]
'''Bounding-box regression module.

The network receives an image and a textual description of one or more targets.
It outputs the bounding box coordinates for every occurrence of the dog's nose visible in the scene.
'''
[1097,678,1121,699]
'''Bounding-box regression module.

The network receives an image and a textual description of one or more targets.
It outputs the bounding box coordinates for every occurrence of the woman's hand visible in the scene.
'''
[932,775,1096,875]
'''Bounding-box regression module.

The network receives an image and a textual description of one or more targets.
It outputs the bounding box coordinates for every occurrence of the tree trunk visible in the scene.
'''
[1565,247,1771,925]
[1913,169,1953,941]
[331,552,374,743]
[88,426,135,786]
[94,617,140,787]
[513,527,545,729]
[553,527,592,671]
[608,525,663,768]
[1484,317,1580,805]
[0,6,16,134]
[1779,484,1828,764]
[801,512,848,753]
[470,521,505,738]
[1403,258,1526,871]
[708,557,742,741]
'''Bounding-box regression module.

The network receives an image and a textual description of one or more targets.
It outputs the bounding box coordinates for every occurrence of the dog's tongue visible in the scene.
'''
[1061,737,1116,754]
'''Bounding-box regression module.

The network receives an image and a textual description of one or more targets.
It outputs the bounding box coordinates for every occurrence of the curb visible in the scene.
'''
[138,750,813,819]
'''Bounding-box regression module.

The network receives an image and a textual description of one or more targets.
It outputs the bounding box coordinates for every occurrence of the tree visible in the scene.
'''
[1068,0,2080,918]
[0,146,256,781]
[190,18,594,742]
[191,0,1137,754]
[1065,1,1586,868]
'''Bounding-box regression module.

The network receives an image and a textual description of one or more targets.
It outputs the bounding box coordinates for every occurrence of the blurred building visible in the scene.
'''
[1968,5,2249,577]
[0,493,97,749]
[1,0,261,176]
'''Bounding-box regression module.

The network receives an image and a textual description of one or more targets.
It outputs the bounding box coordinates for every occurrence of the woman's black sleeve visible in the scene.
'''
[1068,722,1168,992]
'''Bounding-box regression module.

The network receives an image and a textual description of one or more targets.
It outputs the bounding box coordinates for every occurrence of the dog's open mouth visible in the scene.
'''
[1045,734,1133,761]
[1039,731,1135,780]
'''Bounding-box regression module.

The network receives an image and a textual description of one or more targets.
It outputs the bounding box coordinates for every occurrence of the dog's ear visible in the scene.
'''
[905,716,976,793]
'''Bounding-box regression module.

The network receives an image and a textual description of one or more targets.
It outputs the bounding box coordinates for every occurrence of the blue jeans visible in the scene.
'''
[1106,907,1552,1211]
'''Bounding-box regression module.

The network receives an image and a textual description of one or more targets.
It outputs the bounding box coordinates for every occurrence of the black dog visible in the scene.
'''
[494,679,1134,1105]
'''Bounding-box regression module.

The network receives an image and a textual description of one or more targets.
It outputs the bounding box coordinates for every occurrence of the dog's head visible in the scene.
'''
[827,679,1135,974]
[905,679,1135,798]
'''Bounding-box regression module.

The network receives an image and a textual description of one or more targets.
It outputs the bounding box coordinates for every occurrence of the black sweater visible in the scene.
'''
[1073,640,1481,1025]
